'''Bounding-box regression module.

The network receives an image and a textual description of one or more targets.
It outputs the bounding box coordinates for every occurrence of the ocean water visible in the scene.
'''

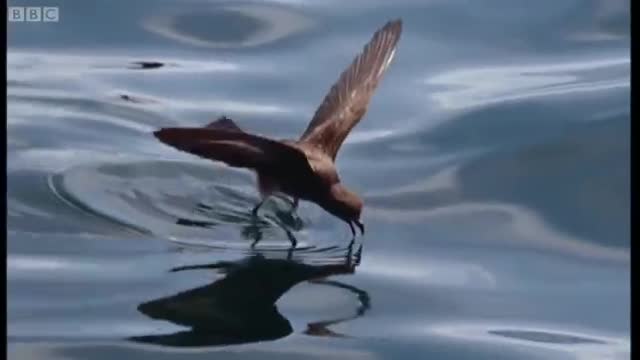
[7,0,630,359]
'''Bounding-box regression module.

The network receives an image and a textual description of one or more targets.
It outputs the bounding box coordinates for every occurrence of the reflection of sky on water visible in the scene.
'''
[427,57,629,110]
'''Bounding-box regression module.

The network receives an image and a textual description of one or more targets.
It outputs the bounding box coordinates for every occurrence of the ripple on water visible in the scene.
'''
[426,322,629,359]
[144,3,314,49]
[50,160,355,259]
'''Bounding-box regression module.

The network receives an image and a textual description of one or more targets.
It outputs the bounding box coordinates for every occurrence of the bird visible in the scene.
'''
[153,19,402,237]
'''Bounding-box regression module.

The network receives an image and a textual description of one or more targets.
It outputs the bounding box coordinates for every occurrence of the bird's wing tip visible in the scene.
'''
[386,18,403,31]
[376,19,403,45]
[152,128,166,139]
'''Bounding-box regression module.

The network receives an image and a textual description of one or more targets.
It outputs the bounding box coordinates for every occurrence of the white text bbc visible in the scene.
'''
[8,7,59,22]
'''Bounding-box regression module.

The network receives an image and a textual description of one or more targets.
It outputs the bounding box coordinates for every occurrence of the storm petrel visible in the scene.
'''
[154,19,402,236]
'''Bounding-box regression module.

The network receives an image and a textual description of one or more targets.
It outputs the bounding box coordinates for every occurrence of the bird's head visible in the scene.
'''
[321,183,364,236]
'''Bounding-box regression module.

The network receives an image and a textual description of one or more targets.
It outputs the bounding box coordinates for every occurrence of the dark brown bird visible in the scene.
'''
[154,19,402,237]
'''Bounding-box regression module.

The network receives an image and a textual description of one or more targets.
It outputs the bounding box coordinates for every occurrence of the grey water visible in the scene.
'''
[7,0,630,359]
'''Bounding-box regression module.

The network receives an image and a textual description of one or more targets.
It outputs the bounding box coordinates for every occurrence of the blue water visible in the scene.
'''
[7,0,630,359]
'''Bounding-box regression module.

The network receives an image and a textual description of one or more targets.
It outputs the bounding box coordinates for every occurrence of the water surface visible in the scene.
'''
[7,0,630,359]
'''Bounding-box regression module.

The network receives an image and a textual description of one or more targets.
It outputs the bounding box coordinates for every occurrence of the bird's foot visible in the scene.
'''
[251,201,264,217]
[344,238,364,269]
[285,229,298,248]
[285,230,298,260]
[354,244,363,266]
[346,238,355,260]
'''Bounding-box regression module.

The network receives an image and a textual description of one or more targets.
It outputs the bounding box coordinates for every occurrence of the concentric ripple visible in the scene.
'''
[49,160,355,258]
[144,3,314,49]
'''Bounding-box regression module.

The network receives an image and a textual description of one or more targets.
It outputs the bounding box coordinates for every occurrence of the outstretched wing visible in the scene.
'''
[299,19,402,160]
[154,127,315,178]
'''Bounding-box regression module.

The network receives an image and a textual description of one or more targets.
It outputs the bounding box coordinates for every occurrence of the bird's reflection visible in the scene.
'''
[303,279,370,338]
[129,242,367,347]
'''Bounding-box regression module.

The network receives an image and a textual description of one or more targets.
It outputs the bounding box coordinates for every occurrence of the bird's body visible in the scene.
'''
[254,147,332,206]
[255,140,335,198]
[154,19,403,236]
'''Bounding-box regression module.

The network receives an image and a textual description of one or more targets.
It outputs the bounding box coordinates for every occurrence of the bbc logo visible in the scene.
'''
[8,6,59,22]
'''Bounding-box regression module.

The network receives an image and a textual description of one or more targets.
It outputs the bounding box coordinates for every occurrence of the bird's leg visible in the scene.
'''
[251,198,266,216]
[345,237,355,267]
[355,220,365,235]
[250,234,261,249]
[354,244,363,266]
[285,229,298,249]
[348,221,356,238]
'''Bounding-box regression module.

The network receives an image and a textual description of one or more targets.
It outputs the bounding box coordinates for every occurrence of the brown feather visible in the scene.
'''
[153,128,315,178]
[299,19,402,160]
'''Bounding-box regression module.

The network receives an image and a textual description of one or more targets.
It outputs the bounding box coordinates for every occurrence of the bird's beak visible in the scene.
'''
[355,220,364,235]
